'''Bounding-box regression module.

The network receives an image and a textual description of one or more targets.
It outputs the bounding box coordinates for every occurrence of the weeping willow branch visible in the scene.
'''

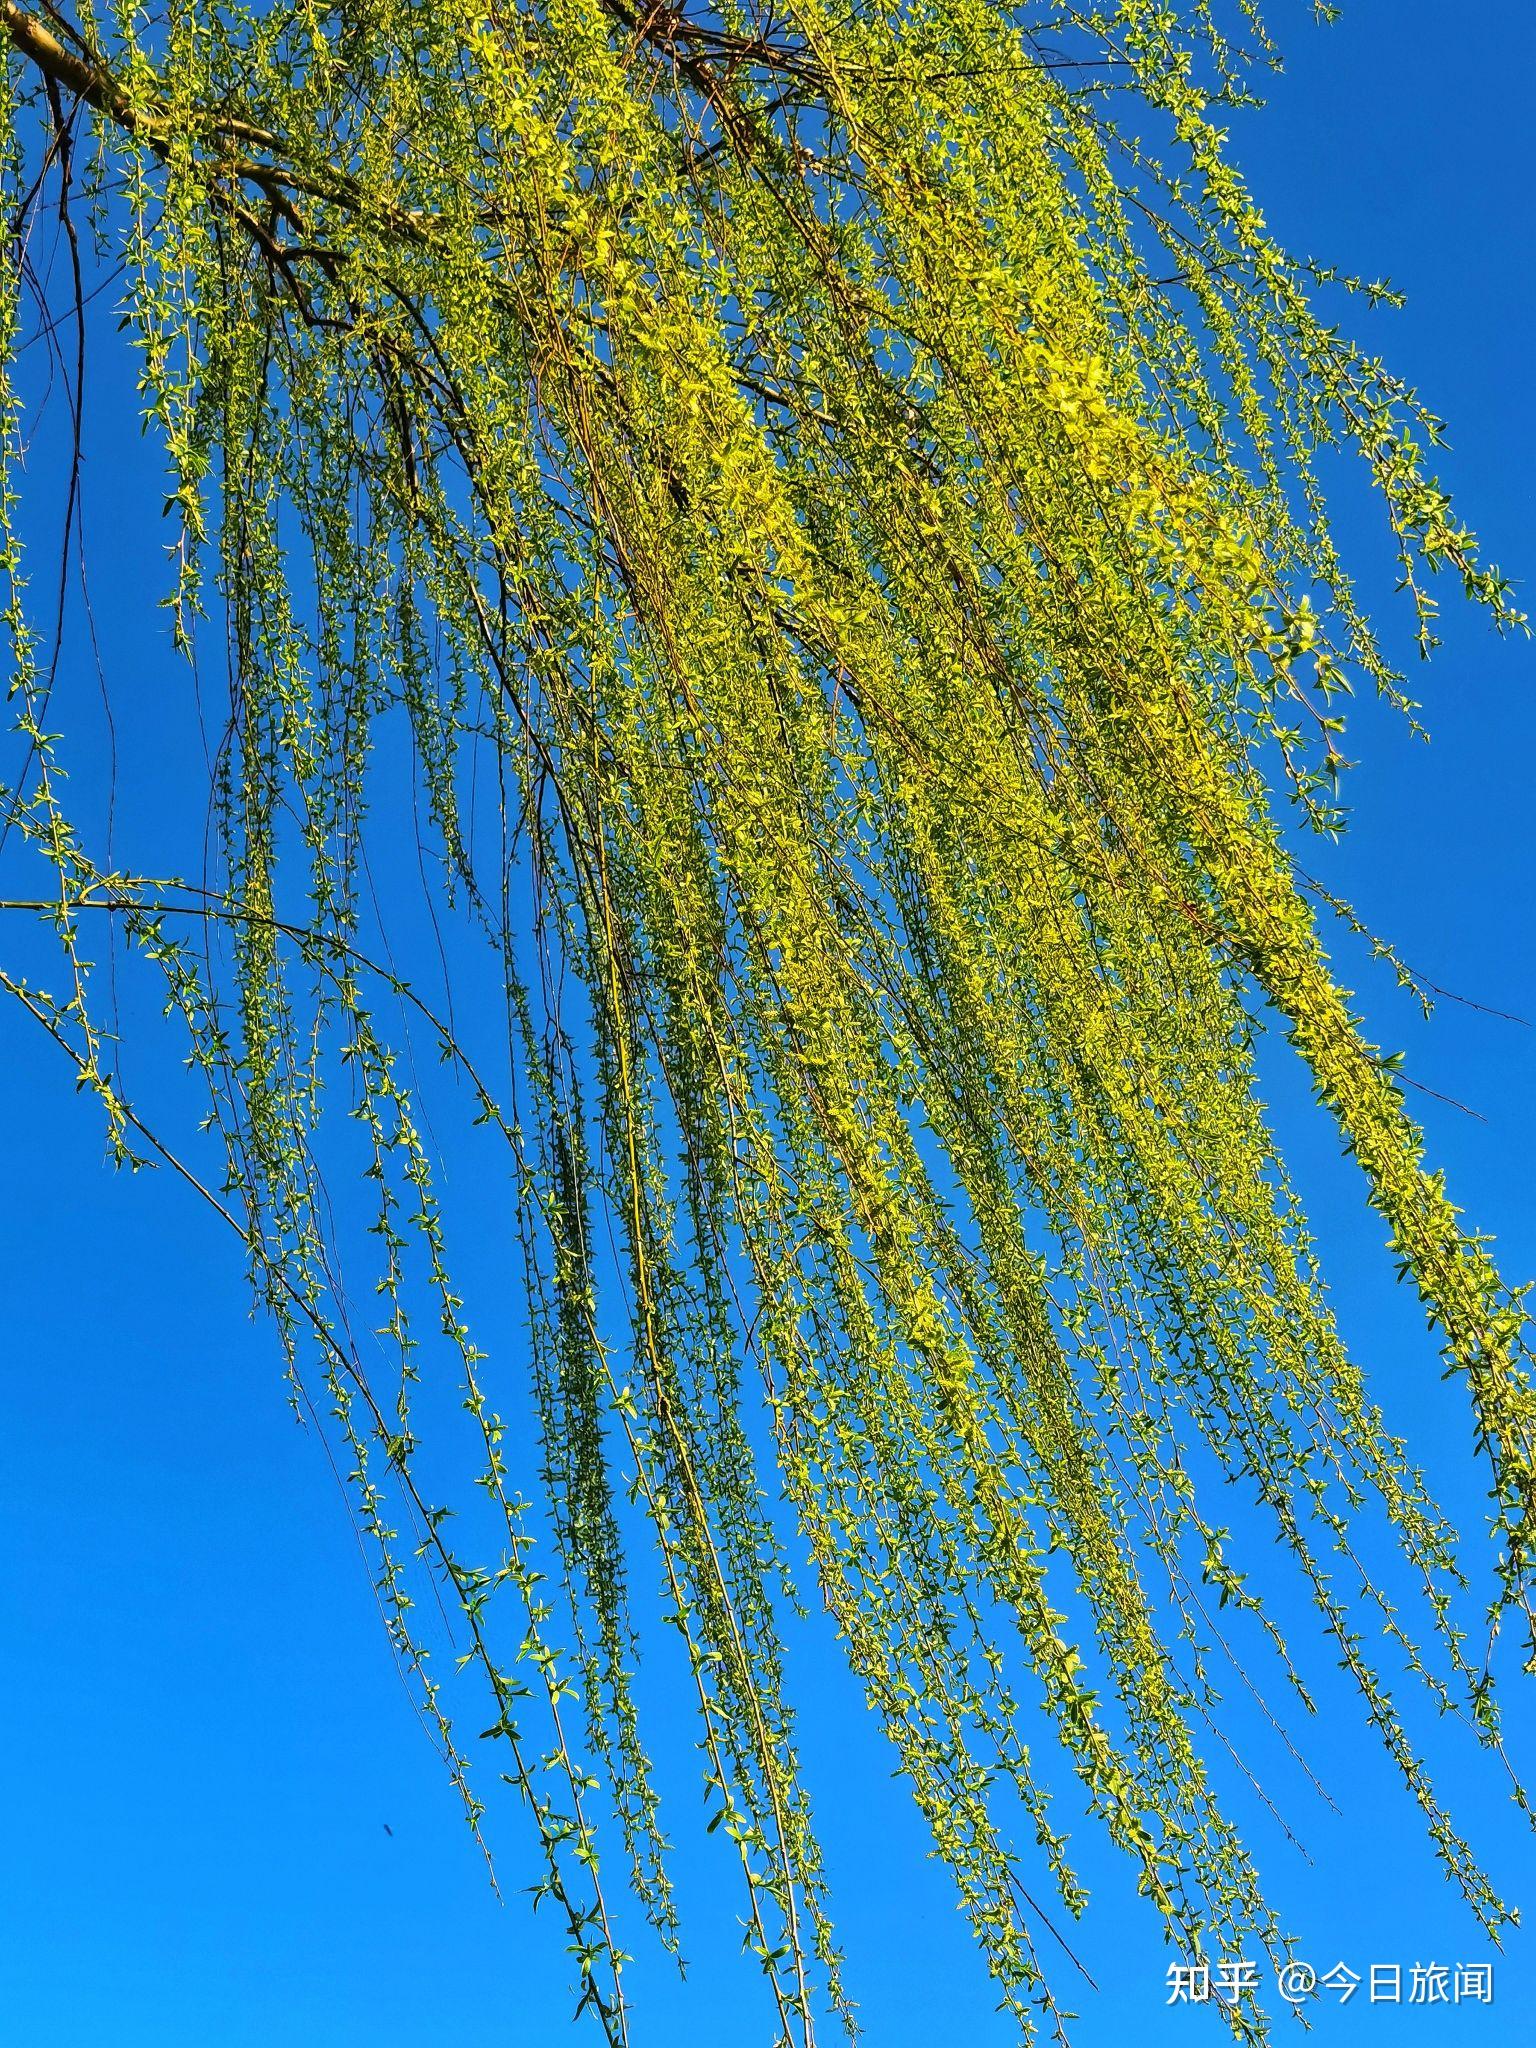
[1,0,1532,2040]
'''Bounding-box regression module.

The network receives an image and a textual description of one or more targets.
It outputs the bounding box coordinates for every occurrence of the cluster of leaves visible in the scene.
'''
[0,0,1531,2041]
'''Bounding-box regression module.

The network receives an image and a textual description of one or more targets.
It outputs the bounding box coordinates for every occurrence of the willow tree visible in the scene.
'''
[0,0,1529,2037]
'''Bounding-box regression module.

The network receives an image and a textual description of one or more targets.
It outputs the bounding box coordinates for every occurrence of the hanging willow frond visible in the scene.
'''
[1,0,1530,2039]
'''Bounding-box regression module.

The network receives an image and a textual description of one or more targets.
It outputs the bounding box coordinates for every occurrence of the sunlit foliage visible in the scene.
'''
[1,0,1530,2038]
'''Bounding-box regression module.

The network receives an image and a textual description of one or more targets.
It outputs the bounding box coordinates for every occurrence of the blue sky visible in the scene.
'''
[2,4,1534,2044]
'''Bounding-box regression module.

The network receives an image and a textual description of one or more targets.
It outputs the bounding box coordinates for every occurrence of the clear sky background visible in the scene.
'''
[2,4,1534,2044]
